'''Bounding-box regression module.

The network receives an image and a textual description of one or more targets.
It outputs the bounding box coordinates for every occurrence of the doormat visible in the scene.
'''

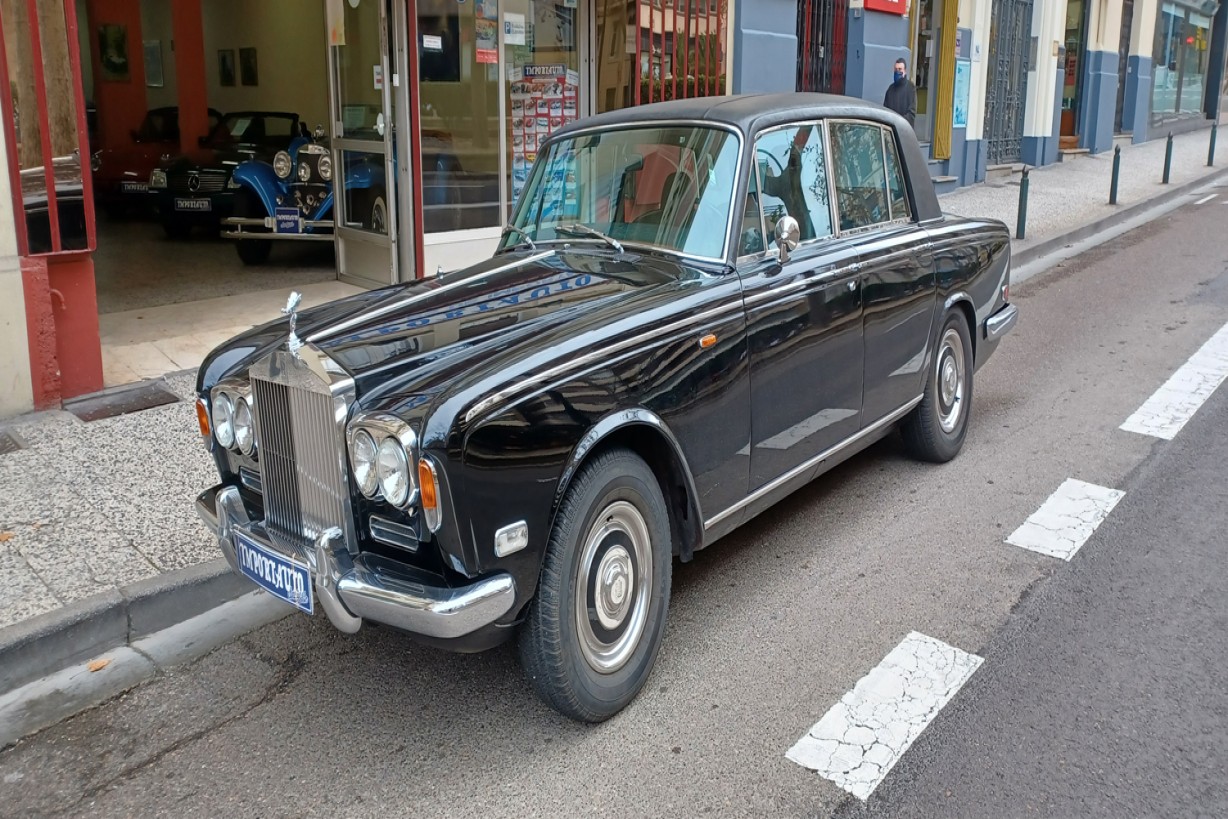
[63,380,181,422]
[0,430,22,455]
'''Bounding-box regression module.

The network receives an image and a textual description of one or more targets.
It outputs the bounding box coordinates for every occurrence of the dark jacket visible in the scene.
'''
[884,79,917,126]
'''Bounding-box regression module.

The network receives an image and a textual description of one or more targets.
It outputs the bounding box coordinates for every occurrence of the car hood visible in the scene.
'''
[164,145,265,171]
[199,247,714,415]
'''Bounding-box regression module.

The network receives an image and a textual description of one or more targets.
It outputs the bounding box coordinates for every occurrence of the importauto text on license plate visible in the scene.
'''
[234,531,313,614]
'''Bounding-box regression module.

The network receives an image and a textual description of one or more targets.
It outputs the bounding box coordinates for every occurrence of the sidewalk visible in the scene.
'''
[1,117,1226,700]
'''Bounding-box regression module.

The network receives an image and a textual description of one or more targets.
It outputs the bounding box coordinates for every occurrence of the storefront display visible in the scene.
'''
[1152,1,1214,121]
[508,65,581,201]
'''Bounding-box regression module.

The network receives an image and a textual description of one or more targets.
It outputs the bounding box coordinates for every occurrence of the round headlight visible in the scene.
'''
[351,429,379,497]
[318,154,333,182]
[234,397,255,455]
[376,437,411,507]
[150,169,167,189]
[211,393,234,449]
[273,151,292,179]
[298,161,312,182]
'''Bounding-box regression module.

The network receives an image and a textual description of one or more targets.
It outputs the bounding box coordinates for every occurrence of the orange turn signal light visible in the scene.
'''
[195,397,211,438]
[699,333,718,349]
[418,460,438,511]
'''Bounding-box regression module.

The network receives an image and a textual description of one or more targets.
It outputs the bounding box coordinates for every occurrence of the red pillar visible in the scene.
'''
[84,0,147,150]
[47,254,103,399]
[172,0,209,155]
[21,257,60,408]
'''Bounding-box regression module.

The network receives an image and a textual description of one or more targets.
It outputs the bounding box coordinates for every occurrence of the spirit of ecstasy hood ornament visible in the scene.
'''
[282,290,303,357]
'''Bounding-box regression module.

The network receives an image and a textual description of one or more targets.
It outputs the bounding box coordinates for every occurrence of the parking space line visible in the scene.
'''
[786,632,983,801]
[1120,320,1228,440]
[1194,194,1218,205]
[1005,479,1125,561]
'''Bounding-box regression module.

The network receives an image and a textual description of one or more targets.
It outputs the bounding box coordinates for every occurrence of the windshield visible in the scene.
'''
[505,125,740,260]
[204,114,298,149]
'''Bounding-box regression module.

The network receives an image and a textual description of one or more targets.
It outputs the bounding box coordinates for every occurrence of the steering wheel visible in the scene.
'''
[756,147,786,179]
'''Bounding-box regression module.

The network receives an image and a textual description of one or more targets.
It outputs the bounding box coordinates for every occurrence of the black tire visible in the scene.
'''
[355,188,388,233]
[161,216,191,239]
[518,448,672,722]
[902,309,974,463]
[233,188,273,266]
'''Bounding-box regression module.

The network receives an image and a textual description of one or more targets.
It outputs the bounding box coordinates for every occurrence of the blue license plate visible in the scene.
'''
[175,197,211,212]
[233,531,313,615]
[274,207,302,234]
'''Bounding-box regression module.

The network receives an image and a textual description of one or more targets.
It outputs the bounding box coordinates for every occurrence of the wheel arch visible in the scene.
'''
[553,409,704,563]
[943,291,977,361]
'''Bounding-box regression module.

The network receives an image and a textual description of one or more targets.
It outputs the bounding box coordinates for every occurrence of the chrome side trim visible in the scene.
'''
[703,396,923,530]
[985,303,1018,341]
[307,250,556,342]
[462,298,745,424]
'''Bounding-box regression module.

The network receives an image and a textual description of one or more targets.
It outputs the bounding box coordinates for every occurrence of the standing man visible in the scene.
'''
[883,57,917,127]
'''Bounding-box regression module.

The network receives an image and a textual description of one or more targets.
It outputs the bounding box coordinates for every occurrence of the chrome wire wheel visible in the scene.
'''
[574,500,652,675]
[936,326,966,433]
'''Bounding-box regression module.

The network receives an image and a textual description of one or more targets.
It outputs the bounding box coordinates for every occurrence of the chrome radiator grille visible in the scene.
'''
[252,374,348,547]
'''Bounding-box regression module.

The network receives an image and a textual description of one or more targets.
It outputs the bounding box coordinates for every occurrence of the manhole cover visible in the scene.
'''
[0,430,22,455]
[63,380,181,422]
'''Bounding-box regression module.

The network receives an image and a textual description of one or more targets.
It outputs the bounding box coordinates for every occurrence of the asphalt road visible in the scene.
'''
[3,187,1228,817]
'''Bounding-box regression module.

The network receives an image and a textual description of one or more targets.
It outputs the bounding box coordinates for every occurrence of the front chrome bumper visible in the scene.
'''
[222,216,334,241]
[196,485,515,639]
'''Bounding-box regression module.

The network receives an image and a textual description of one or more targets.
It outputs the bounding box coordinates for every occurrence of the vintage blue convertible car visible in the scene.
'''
[222,128,388,265]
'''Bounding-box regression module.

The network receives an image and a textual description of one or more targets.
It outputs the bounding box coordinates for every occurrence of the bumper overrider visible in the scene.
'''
[195,484,516,639]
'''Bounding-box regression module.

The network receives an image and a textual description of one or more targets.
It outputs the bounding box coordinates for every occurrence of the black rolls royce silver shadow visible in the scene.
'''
[194,94,1018,722]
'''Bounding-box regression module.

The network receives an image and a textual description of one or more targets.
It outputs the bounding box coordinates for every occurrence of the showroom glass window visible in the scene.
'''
[752,124,833,249]
[1152,3,1214,121]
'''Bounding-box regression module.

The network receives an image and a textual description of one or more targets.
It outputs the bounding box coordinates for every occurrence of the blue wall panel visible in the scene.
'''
[1078,49,1119,154]
[844,10,911,102]
[732,0,798,94]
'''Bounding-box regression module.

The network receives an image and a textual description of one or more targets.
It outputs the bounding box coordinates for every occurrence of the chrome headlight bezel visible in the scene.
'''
[210,379,256,456]
[297,160,312,183]
[350,428,379,498]
[346,413,418,509]
[150,169,167,189]
[273,151,292,179]
[211,392,234,449]
[233,395,256,456]
[318,154,332,182]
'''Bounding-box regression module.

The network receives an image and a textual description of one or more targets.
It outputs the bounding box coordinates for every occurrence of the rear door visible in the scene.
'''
[737,121,866,490]
[827,120,936,423]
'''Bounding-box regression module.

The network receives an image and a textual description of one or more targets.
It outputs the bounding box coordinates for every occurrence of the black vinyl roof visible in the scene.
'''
[556,93,902,137]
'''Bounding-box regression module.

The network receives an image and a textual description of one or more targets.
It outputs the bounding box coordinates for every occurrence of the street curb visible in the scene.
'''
[1009,165,1228,270]
[0,557,249,695]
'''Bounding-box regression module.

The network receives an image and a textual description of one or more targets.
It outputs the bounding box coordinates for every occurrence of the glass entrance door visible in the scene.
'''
[328,0,400,287]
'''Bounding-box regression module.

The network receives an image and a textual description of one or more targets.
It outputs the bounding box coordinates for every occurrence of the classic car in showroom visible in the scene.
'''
[91,106,222,218]
[149,110,307,238]
[193,94,1018,722]
[223,128,496,265]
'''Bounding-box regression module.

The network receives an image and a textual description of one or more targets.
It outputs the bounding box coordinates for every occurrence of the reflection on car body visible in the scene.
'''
[193,93,1018,723]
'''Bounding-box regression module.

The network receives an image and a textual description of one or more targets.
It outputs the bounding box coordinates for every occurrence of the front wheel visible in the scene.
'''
[518,448,672,722]
[901,309,974,463]
[233,188,272,266]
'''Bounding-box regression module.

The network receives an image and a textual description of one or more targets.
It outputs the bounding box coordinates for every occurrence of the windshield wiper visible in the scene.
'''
[556,223,624,254]
[500,223,537,250]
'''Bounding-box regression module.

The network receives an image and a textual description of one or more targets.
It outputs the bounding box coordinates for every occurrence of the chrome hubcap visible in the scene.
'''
[575,500,652,674]
[936,327,966,434]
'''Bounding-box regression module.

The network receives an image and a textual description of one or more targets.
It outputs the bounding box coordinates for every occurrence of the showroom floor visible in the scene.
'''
[95,218,362,387]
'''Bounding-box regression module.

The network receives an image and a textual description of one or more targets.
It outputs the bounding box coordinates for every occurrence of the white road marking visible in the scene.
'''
[786,632,983,801]
[1194,193,1218,205]
[1005,478,1125,560]
[1120,320,1228,440]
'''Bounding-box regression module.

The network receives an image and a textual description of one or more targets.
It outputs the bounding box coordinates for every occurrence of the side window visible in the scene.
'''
[739,163,766,256]
[754,123,833,247]
[883,131,912,221]
[829,122,891,231]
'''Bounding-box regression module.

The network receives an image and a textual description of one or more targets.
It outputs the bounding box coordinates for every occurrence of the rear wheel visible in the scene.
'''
[902,309,974,463]
[518,448,672,722]
[233,188,273,266]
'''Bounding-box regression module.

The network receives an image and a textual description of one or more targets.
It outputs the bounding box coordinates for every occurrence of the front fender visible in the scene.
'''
[345,158,385,192]
[554,407,705,561]
[231,162,287,215]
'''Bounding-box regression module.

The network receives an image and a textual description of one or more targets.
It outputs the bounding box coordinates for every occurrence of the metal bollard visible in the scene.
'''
[1163,132,1174,184]
[1016,167,1029,240]
[1109,145,1121,205]
[1210,123,1218,167]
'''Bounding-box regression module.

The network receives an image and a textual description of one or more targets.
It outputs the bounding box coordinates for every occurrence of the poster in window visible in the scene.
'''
[98,25,130,82]
[953,60,971,129]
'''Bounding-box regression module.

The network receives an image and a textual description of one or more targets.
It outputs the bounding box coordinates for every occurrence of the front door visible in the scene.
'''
[328,0,401,287]
[984,0,1033,165]
[739,122,864,489]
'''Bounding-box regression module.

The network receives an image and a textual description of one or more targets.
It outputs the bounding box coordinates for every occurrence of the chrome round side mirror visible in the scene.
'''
[774,215,800,262]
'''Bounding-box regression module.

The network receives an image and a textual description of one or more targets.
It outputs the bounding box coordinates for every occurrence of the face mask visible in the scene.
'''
[894,70,906,83]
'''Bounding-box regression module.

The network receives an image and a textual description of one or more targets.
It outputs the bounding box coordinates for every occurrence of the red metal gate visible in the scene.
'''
[633,0,728,104]
[796,0,848,94]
